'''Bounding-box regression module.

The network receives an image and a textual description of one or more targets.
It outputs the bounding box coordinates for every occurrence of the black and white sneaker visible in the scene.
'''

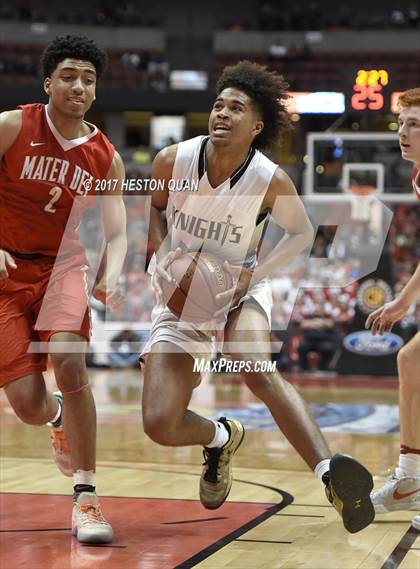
[324,454,375,533]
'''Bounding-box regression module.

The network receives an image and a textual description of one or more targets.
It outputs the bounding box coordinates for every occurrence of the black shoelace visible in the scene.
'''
[202,447,223,483]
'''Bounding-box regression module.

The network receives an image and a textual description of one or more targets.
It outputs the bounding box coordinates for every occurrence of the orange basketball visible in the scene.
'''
[161,251,234,322]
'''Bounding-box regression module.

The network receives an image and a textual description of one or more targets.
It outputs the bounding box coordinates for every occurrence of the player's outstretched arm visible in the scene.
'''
[149,144,179,300]
[0,111,23,279]
[0,110,22,160]
[252,167,314,281]
[94,150,127,312]
[366,263,420,335]
[215,168,314,311]
[149,144,177,257]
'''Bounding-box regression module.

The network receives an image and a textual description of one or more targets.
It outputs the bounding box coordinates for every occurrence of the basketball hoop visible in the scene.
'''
[347,185,377,221]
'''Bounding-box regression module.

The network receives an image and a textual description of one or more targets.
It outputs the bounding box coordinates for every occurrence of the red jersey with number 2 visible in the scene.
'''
[0,103,115,259]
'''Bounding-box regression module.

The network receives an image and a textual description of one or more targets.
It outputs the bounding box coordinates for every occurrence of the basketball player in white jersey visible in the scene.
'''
[141,61,375,534]
[366,87,420,530]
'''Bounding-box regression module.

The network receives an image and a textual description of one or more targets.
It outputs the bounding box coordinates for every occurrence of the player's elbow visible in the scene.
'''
[302,223,315,247]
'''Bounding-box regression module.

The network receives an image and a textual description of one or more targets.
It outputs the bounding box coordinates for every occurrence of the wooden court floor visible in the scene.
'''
[0,368,419,569]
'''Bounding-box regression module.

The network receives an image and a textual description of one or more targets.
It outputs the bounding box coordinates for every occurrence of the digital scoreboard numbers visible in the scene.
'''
[349,69,390,112]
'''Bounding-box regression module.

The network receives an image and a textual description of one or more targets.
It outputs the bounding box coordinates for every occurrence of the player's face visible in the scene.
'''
[398,106,420,167]
[208,88,263,147]
[44,58,97,119]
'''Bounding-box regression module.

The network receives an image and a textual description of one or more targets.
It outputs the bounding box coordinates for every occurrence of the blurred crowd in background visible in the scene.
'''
[1,1,418,30]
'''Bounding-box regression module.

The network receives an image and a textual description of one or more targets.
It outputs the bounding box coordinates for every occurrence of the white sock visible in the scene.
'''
[396,454,420,478]
[73,470,96,489]
[50,398,62,425]
[314,459,331,486]
[205,420,230,448]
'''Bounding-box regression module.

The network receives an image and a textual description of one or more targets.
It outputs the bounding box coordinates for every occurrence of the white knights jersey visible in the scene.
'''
[166,136,277,267]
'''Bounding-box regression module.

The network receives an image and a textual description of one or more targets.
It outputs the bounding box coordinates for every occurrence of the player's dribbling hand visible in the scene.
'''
[0,250,17,280]
[152,247,182,303]
[365,297,410,336]
[214,262,254,318]
[93,284,126,313]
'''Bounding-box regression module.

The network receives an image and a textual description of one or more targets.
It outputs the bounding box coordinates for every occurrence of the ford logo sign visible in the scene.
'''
[343,331,404,356]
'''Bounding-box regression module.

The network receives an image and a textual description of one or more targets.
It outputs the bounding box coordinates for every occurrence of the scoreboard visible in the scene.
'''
[287,68,401,115]
[351,69,389,111]
[347,68,404,114]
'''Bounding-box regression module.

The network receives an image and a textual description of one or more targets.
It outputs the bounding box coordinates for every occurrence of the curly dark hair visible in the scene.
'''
[41,35,107,79]
[216,60,292,150]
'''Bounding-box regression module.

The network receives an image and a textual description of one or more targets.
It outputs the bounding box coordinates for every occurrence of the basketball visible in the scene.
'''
[160,251,234,322]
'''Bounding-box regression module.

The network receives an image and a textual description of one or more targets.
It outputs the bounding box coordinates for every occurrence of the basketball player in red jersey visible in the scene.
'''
[0,36,127,543]
[366,88,420,530]
[143,61,375,534]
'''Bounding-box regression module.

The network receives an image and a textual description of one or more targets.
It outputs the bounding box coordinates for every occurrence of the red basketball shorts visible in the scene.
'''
[0,257,91,386]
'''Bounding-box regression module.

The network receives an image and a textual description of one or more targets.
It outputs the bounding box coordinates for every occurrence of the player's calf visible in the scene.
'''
[142,410,180,446]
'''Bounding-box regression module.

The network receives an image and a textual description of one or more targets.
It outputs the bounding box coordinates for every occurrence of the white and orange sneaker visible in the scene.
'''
[72,492,113,544]
[48,392,72,477]
[371,472,420,513]
[412,514,420,530]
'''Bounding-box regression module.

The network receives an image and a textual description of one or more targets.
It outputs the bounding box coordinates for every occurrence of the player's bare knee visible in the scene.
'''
[143,409,177,445]
[51,353,87,391]
[244,372,277,398]
[142,410,160,442]
[232,353,277,396]
[3,374,48,425]
[12,400,46,425]
[397,343,419,378]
